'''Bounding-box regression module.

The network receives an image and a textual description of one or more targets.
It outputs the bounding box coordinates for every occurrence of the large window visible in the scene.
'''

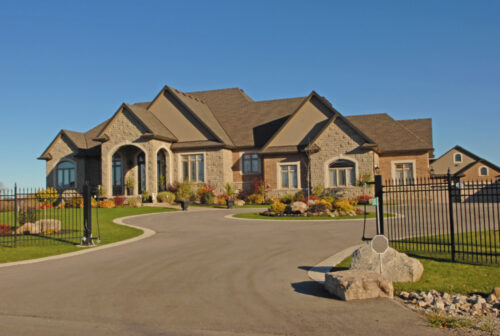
[112,153,123,195]
[395,163,414,183]
[138,153,146,194]
[182,154,204,182]
[242,154,259,174]
[280,164,298,189]
[56,161,75,188]
[157,151,167,191]
[329,160,355,187]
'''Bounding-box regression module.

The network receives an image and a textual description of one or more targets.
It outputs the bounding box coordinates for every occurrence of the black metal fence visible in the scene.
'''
[0,184,96,247]
[376,173,499,264]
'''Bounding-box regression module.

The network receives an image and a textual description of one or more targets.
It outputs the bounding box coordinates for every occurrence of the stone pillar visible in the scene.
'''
[101,150,112,198]
[147,146,157,195]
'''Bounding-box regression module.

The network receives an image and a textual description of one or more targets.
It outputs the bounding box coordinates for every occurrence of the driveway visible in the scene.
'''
[0,209,445,336]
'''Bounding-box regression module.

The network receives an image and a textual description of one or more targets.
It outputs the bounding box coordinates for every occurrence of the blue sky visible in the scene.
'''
[0,0,498,188]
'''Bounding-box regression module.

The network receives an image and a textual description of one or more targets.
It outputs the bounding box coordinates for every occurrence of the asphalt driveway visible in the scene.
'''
[0,209,445,336]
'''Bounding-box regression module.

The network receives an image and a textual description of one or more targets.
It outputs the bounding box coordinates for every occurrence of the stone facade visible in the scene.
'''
[309,118,374,199]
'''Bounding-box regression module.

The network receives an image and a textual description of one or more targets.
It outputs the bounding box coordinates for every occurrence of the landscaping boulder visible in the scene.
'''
[350,243,424,282]
[290,201,308,214]
[325,270,393,301]
[15,222,40,235]
[37,219,61,234]
[235,199,245,206]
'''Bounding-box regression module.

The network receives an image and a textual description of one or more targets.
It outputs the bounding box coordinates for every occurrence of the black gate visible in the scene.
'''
[376,173,499,264]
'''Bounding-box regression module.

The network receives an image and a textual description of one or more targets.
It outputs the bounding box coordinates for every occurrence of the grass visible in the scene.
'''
[233,211,393,220]
[0,207,176,263]
[190,204,270,208]
[334,254,499,295]
[426,314,474,329]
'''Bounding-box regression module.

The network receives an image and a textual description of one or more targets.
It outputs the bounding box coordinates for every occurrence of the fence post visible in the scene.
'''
[14,184,17,248]
[375,175,384,235]
[82,182,92,246]
[446,170,456,262]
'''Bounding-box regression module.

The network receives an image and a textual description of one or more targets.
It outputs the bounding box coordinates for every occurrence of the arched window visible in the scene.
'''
[56,161,75,188]
[112,153,123,195]
[157,151,167,191]
[329,160,355,187]
[480,166,488,176]
[454,153,462,163]
[138,153,146,194]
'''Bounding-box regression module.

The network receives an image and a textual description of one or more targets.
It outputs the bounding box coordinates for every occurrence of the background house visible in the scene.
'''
[38,85,434,198]
[431,145,500,181]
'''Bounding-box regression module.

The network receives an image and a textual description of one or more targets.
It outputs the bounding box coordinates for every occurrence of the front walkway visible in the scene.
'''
[0,209,444,336]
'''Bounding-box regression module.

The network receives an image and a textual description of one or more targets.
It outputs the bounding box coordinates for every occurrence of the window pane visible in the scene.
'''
[190,160,196,181]
[70,169,75,184]
[58,170,63,186]
[198,160,204,182]
[339,169,346,186]
[291,169,297,188]
[281,171,289,188]
[243,159,250,173]
[251,159,258,173]
[330,169,337,186]
[182,161,189,180]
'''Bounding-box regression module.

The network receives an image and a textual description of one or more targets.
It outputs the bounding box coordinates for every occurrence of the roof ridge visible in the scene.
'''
[254,96,307,104]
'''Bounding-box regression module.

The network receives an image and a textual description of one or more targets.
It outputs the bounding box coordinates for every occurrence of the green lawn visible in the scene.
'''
[335,254,499,295]
[190,204,270,209]
[233,211,392,220]
[0,207,176,263]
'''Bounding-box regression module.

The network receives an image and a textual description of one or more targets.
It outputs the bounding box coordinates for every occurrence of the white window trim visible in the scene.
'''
[53,158,77,189]
[324,155,359,188]
[177,152,207,183]
[453,153,463,164]
[239,151,261,175]
[479,165,489,176]
[277,161,301,190]
[391,159,417,181]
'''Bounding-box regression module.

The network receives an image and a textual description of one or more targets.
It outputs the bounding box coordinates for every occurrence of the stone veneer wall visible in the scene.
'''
[309,117,374,199]
[45,135,86,191]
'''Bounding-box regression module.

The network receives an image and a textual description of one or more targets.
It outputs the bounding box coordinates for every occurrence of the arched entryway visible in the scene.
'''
[110,144,147,196]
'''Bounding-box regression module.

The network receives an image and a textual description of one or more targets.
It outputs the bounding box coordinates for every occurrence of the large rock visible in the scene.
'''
[350,244,423,282]
[235,199,245,206]
[325,270,393,301]
[15,219,61,235]
[290,201,308,214]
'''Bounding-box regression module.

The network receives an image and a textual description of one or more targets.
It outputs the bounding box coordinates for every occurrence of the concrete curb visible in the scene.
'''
[226,213,379,222]
[0,212,164,269]
[307,243,366,284]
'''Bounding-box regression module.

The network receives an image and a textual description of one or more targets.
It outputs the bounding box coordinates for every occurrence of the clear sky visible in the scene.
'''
[0,0,498,188]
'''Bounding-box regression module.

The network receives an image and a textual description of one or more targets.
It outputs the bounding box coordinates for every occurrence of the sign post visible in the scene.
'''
[371,234,389,275]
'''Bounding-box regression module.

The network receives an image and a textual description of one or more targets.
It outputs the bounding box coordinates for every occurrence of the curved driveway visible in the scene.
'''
[0,209,444,336]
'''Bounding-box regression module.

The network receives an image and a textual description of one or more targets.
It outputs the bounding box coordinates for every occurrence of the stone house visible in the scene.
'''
[38,85,434,198]
[431,145,500,181]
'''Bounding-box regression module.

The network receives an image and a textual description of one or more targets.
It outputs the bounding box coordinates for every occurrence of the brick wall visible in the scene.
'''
[378,152,430,182]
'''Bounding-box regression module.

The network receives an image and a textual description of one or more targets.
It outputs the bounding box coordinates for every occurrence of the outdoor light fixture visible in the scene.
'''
[374,166,380,175]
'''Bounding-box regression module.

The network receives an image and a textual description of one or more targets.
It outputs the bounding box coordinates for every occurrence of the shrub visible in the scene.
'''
[216,197,227,205]
[0,200,15,213]
[349,199,358,206]
[293,191,305,202]
[357,194,372,204]
[322,196,335,204]
[357,172,372,186]
[312,185,324,197]
[127,197,142,208]
[247,193,264,205]
[0,224,12,236]
[252,177,266,195]
[39,204,53,210]
[98,199,115,208]
[19,210,37,225]
[280,194,294,204]
[65,197,83,208]
[265,197,279,205]
[197,185,216,204]
[175,180,193,202]
[269,201,287,213]
[36,188,59,207]
[333,199,355,213]
[309,199,332,213]
[224,183,236,199]
[168,182,180,193]
[157,191,175,204]
[236,190,247,200]
[309,195,319,201]
[114,195,126,206]
[141,190,151,203]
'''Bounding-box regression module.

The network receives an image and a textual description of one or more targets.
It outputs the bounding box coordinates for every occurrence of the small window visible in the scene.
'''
[479,166,488,176]
[329,160,355,187]
[182,154,204,182]
[280,164,298,189]
[56,161,76,188]
[454,153,462,163]
[242,154,260,174]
